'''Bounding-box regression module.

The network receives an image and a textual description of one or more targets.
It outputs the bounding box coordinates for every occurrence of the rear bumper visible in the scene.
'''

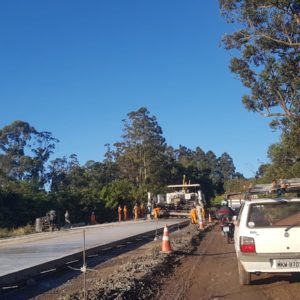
[237,252,300,273]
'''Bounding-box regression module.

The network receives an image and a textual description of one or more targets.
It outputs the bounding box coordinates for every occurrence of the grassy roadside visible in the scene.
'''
[0,224,34,238]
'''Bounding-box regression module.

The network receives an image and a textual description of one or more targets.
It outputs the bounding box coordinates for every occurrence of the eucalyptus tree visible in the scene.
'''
[218,152,236,180]
[102,143,119,183]
[220,0,300,128]
[48,156,69,192]
[0,120,58,189]
[205,151,218,177]
[113,107,167,195]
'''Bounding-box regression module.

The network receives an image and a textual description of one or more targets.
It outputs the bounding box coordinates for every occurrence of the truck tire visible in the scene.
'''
[238,260,251,285]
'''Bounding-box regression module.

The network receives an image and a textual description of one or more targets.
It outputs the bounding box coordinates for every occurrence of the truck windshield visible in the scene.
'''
[247,202,300,228]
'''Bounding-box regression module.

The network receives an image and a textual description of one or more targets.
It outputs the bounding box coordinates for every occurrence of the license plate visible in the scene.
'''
[273,259,300,269]
[223,226,229,232]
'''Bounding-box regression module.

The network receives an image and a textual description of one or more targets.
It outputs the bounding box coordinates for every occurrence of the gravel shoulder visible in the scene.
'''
[32,223,206,300]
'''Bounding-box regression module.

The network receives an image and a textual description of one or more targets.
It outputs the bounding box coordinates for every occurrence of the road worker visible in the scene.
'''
[90,211,97,225]
[65,210,71,228]
[133,203,139,220]
[118,205,122,222]
[48,209,56,231]
[196,204,204,229]
[190,207,198,224]
[123,205,128,221]
[153,207,160,219]
[140,203,145,219]
[147,201,152,219]
[196,204,202,221]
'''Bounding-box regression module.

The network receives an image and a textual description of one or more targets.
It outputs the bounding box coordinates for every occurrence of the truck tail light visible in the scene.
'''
[240,236,256,253]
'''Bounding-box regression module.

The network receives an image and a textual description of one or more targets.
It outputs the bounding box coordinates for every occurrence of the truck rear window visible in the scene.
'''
[247,202,300,227]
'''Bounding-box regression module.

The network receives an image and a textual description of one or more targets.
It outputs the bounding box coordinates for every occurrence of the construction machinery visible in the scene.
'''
[149,176,206,217]
[35,210,60,232]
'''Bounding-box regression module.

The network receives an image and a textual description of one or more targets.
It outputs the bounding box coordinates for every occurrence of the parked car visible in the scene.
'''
[234,197,300,285]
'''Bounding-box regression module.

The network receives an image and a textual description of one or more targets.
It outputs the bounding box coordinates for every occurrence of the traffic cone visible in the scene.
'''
[161,224,172,253]
[199,220,204,230]
[198,213,204,230]
[208,213,212,223]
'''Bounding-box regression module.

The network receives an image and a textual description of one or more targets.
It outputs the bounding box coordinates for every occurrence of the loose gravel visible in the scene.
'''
[56,224,205,300]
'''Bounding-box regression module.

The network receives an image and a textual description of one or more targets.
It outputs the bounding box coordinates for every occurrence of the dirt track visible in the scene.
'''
[159,225,300,300]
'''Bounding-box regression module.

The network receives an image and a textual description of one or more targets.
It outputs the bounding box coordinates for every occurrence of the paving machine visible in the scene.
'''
[150,177,205,217]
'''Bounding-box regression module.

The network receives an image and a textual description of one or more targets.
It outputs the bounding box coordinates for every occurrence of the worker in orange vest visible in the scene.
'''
[90,211,97,225]
[140,203,145,219]
[133,203,139,220]
[190,207,198,224]
[123,205,128,221]
[153,207,160,219]
[118,205,122,222]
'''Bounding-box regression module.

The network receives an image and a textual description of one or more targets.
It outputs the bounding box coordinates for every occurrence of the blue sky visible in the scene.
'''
[0,1,280,178]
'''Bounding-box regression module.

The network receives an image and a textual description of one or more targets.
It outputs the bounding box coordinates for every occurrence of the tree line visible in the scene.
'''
[0,108,239,228]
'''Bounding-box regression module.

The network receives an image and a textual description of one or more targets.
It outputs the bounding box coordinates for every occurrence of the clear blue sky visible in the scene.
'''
[0,1,280,178]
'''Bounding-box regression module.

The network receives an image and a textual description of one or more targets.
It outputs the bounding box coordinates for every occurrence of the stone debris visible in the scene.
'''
[56,225,203,300]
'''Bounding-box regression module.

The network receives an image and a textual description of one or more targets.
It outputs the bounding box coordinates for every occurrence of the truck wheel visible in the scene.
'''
[237,260,251,285]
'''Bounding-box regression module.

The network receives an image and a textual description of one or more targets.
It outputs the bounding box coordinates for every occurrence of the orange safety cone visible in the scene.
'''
[199,220,204,230]
[208,213,212,223]
[161,224,173,253]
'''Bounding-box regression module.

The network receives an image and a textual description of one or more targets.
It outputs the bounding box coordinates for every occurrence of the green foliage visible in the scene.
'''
[0,189,49,228]
[0,120,58,188]
[113,107,168,192]
[0,110,241,230]
[259,122,300,180]
[220,0,300,128]
[211,194,226,206]
[99,179,135,209]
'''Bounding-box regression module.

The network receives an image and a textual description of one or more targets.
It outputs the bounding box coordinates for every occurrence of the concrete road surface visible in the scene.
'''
[0,219,180,278]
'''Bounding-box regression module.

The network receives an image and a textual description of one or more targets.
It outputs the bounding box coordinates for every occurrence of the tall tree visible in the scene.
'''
[114,107,167,194]
[218,152,236,180]
[220,0,300,128]
[48,156,69,192]
[0,120,58,188]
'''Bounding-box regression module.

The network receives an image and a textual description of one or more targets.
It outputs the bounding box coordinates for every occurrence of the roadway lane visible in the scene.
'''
[0,219,181,278]
[159,225,300,300]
